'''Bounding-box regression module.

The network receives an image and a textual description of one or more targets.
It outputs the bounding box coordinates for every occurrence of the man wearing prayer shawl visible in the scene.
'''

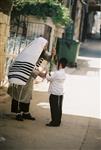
[7,37,55,121]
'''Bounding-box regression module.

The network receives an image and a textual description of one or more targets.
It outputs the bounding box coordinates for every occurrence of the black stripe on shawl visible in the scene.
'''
[11,64,34,72]
[38,58,44,63]
[36,64,40,67]
[14,61,34,67]
[9,66,33,74]
[36,58,44,67]
[8,74,28,83]
[9,69,31,76]
[10,64,33,71]
[9,61,35,76]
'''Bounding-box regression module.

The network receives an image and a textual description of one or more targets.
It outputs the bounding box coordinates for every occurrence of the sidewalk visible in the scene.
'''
[0,39,101,150]
[0,89,101,150]
[0,69,101,150]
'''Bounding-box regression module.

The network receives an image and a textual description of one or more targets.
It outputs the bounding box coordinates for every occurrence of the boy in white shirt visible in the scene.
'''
[46,58,67,127]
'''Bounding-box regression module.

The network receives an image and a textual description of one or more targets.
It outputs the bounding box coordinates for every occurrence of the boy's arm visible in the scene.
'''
[46,71,56,82]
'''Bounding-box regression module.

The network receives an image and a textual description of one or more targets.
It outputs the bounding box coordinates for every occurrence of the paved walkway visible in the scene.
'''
[0,38,101,150]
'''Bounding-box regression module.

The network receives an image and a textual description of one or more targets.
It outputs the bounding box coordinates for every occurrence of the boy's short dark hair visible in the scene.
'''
[58,58,68,68]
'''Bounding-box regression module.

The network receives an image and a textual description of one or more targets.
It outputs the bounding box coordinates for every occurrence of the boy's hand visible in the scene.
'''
[38,71,47,78]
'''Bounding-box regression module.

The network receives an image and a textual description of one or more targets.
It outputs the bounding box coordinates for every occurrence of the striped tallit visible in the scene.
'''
[8,37,48,85]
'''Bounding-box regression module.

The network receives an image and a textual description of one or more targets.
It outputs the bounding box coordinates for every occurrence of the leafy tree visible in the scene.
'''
[11,0,72,26]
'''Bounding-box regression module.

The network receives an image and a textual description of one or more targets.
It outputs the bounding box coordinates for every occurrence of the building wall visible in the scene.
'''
[0,0,12,86]
[0,12,10,85]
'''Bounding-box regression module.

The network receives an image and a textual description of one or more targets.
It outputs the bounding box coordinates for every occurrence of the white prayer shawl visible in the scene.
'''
[8,37,48,85]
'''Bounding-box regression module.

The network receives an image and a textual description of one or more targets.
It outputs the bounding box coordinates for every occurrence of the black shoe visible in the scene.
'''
[23,113,35,120]
[46,122,60,127]
[16,114,24,121]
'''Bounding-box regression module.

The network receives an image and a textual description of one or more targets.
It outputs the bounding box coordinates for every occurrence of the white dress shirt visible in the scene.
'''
[46,68,66,95]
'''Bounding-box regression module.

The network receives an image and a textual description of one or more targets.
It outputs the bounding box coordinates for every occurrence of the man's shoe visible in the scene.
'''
[46,122,60,127]
[16,114,24,121]
[23,113,35,120]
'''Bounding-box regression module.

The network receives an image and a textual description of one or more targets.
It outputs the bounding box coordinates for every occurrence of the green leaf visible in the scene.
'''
[11,1,72,26]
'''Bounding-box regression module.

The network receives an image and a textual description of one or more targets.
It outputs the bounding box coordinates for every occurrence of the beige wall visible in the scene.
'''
[0,12,10,85]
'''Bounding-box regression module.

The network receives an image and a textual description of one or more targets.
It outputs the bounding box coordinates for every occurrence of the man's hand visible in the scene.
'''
[51,47,56,57]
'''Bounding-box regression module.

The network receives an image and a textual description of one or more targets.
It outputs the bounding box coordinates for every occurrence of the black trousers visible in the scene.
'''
[49,94,63,125]
[11,99,30,113]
